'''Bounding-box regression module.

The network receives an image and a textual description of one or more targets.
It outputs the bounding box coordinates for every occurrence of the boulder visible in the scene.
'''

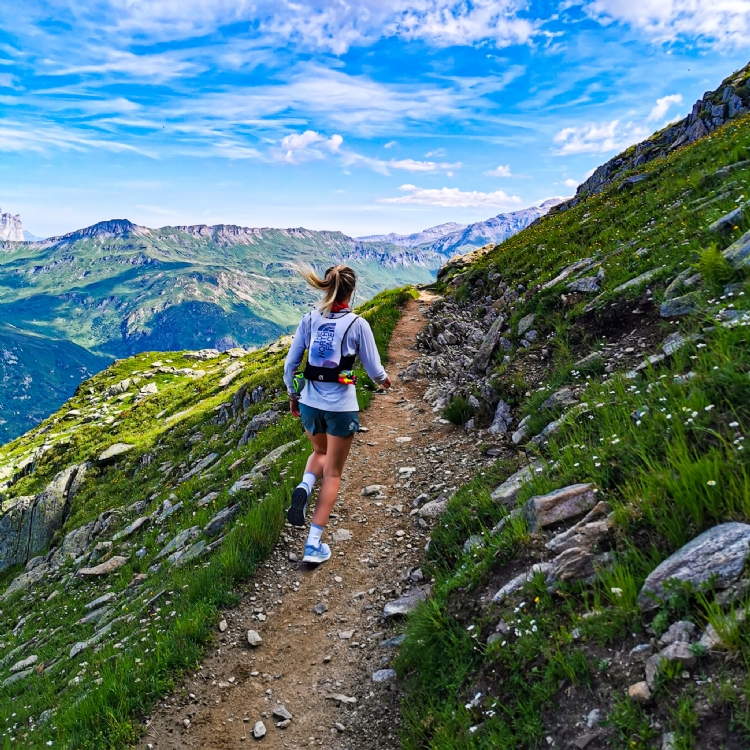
[2,668,34,687]
[723,229,750,268]
[112,516,150,542]
[0,463,87,572]
[238,409,281,446]
[628,681,652,704]
[517,313,535,336]
[658,620,696,647]
[98,443,135,466]
[490,461,545,507]
[383,585,431,617]
[611,268,662,294]
[78,556,128,576]
[418,496,449,518]
[246,440,299,477]
[541,388,578,410]
[178,453,218,484]
[708,205,744,233]
[660,292,701,318]
[203,504,240,537]
[566,276,600,293]
[545,502,612,554]
[472,314,507,371]
[550,547,612,583]
[522,483,597,532]
[541,258,593,290]
[372,669,397,682]
[486,400,512,434]
[638,523,750,611]
[247,630,263,646]
[492,563,553,604]
[645,642,696,689]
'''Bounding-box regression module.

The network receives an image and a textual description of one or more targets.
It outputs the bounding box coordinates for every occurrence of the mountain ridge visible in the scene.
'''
[360,198,564,257]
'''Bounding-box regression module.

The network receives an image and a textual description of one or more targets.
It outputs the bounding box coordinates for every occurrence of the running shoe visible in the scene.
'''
[287,487,308,526]
[302,542,331,565]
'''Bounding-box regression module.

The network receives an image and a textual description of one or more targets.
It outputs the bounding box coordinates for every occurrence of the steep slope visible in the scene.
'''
[564,61,750,205]
[0,286,415,747]
[392,100,750,747]
[0,220,441,439]
[0,325,111,444]
[362,199,563,258]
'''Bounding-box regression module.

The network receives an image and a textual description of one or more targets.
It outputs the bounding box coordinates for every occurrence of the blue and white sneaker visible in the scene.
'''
[302,542,331,565]
[287,487,308,526]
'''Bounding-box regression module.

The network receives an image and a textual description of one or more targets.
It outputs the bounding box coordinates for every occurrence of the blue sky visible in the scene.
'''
[1,1,750,238]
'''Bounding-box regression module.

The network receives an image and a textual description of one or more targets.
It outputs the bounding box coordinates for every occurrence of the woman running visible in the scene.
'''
[283,265,391,565]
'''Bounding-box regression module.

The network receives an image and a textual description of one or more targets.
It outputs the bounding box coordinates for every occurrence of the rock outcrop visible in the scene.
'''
[0,463,88,572]
[556,63,750,207]
[0,209,23,242]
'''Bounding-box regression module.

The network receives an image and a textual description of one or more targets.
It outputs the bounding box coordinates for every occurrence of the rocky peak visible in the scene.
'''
[557,61,750,208]
[50,219,151,245]
[0,208,23,242]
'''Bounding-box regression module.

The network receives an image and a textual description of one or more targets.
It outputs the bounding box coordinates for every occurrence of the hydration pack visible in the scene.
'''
[298,310,359,387]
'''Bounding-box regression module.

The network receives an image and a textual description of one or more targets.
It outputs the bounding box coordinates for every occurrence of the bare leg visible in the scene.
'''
[304,431,327,482]
[311,433,354,528]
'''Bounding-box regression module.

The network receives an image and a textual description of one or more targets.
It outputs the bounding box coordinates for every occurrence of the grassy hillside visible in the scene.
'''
[396,113,750,747]
[0,286,416,748]
[0,224,438,441]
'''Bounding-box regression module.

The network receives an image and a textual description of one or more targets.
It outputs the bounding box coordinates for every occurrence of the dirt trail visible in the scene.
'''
[140,291,486,750]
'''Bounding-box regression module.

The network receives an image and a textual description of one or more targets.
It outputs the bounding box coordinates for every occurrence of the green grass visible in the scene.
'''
[396,111,750,747]
[0,285,415,748]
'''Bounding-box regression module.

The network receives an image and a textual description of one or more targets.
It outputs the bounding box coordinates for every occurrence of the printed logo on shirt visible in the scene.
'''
[313,323,337,366]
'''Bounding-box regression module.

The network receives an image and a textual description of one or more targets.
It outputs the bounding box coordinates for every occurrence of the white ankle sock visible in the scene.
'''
[299,472,317,495]
[306,523,324,548]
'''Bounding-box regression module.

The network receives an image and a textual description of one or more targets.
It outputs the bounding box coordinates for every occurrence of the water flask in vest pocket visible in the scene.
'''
[338,370,357,385]
[292,370,306,395]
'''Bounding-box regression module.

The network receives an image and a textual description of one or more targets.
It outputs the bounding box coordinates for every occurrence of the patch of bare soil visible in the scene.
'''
[138,292,495,750]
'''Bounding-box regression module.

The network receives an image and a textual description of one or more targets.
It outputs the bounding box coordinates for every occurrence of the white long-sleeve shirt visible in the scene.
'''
[283,308,388,412]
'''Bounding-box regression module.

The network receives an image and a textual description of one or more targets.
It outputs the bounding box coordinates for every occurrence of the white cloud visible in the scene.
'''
[648,93,683,122]
[276,129,343,163]
[384,141,397,149]
[563,178,579,187]
[425,148,446,157]
[581,0,750,49]
[380,184,521,207]
[484,164,512,177]
[0,73,18,89]
[553,119,649,155]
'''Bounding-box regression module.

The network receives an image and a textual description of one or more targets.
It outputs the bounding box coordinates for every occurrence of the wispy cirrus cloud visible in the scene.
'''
[380,183,521,207]
[578,0,750,50]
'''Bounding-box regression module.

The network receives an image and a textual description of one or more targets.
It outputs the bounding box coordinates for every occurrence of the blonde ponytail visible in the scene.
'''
[296,264,357,314]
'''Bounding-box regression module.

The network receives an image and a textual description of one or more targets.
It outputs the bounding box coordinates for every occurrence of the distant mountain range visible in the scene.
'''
[360,198,563,256]
[0,201,556,441]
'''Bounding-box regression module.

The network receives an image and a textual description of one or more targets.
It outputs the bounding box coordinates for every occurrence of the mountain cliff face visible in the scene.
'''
[361,199,563,258]
[0,209,23,242]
